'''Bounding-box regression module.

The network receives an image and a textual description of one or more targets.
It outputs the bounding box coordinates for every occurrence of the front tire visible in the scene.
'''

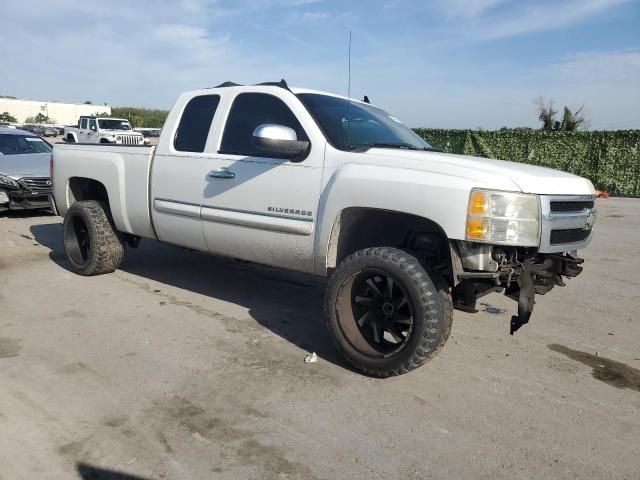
[63,200,124,275]
[326,247,452,377]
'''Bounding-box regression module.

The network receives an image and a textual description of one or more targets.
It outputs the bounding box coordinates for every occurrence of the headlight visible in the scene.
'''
[0,175,19,190]
[466,189,540,246]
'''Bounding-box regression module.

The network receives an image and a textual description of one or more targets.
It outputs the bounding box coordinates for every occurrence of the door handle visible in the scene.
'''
[207,169,235,179]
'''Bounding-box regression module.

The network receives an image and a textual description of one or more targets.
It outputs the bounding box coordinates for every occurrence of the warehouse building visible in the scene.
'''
[0,98,111,126]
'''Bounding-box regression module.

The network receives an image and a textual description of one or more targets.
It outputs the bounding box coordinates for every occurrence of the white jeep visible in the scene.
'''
[64,116,145,145]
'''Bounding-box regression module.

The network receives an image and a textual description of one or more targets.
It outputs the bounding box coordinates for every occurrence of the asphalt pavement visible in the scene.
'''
[1,198,639,479]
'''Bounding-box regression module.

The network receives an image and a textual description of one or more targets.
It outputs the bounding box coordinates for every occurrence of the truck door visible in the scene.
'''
[87,118,98,143]
[78,117,89,142]
[200,90,325,273]
[150,93,222,251]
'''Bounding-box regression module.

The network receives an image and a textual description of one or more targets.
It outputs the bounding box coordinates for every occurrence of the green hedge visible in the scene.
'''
[413,129,640,196]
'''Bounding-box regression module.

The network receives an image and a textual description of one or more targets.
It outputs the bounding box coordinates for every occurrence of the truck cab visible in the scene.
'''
[64,116,145,145]
[52,80,597,377]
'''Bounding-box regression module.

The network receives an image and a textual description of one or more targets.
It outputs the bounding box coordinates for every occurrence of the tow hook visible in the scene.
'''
[510,262,536,335]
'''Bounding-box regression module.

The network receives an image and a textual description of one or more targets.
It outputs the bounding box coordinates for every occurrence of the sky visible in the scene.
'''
[1,0,639,129]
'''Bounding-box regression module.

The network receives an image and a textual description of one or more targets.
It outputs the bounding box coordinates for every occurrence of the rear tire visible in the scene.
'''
[326,247,452,377]
[63,200,124,275]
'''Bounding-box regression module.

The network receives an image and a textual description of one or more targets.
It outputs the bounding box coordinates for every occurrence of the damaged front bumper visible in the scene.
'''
[451,194,595,334]
[0,178,53,213]
[451,242,585,335]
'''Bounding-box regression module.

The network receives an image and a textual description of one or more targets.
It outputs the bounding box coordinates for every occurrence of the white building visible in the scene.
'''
[0,98,111,126]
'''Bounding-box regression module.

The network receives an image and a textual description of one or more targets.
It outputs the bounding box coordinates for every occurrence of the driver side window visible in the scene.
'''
[89,119,97,130]
[219,93,308,157]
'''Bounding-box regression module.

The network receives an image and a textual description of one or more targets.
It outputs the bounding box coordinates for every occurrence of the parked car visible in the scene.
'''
[135,128,162,138]
[0,127,53,213]
[52,80,596,377]
[21,124,42,135]
[64,117,145,145]
[42,126,58,137]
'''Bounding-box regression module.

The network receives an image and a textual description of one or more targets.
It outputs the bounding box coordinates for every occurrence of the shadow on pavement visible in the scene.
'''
[30,223,348,370]
[1,210,55,219]
[77,463,153,480]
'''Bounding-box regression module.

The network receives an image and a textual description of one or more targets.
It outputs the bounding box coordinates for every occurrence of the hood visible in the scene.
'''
[102,130,143,135]
[364,149,595,195]
[0,152,51,179]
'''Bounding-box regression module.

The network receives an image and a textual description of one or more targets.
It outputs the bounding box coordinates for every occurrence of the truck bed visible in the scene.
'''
[52,142,157,239]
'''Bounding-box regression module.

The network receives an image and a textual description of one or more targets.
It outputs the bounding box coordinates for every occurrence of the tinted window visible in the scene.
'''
[220,93,308,157]
[80,118,88,129]
[174,95,220,152]
[0,134,53,155]
[98,119,132,130]
[89,119,96,130]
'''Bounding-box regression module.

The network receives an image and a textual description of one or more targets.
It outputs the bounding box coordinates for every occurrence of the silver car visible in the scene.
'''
[0,127,53,213]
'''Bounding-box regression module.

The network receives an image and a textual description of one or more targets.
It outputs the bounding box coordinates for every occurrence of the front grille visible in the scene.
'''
[550,200,594,212]
[118,135,141,145]
[550,228,591,245]
[19,177,52,194]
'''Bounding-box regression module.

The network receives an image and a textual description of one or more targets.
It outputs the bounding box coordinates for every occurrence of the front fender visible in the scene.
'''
[313,163,510,275]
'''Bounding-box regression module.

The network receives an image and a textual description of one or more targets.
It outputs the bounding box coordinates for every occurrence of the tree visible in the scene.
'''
[536,97,588,132]
[559,106,587,131]
[110,107,169,128]
[84,100,92,104]
[0,112,17,123]
[25,113,53,124]
[536,97,557,131]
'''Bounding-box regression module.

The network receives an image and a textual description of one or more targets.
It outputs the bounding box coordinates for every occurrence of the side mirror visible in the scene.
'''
[252,124,310,161]
[90,125,96,131]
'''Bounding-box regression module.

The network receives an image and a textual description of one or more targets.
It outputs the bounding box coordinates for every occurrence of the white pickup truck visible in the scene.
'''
[64,116,145,145]
[52,80,596,377]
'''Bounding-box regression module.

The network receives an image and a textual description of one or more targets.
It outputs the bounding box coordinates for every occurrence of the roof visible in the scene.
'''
[0,127,37,136]
[79,116,128,121]
[202,80,373,108]
[0,97,110,108]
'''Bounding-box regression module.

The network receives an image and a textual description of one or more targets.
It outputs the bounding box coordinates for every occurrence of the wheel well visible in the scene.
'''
[68,177,110,207]
[327,208,452,283]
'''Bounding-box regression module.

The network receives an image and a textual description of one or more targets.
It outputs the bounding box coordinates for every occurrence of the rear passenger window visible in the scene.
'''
[81,118,88,129]
[174,95,220,153]
[220,93,308,157]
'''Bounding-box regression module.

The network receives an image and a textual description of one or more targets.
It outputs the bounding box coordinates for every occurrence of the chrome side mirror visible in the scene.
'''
[252,124,310,162]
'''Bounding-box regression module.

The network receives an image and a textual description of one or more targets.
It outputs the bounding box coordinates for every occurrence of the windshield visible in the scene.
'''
[296,93,433,152]
[97,119,132,130]
[0,134,53,155]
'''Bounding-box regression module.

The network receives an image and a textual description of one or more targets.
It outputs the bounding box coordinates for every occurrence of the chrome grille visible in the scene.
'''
[550,200,594,213]
[539,195,596,253]
[117,135,142,145]
[550,228,592,245]
[19,177,52,194]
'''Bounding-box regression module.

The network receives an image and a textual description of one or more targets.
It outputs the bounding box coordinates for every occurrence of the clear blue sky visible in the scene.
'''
[2,0,639,129]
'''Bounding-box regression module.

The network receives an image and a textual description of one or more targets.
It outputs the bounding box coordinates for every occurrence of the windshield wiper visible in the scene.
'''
[370,142,422,150]
[349,143,442,152]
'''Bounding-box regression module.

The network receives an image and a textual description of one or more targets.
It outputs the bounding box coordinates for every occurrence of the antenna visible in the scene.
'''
[347,31,352,149]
